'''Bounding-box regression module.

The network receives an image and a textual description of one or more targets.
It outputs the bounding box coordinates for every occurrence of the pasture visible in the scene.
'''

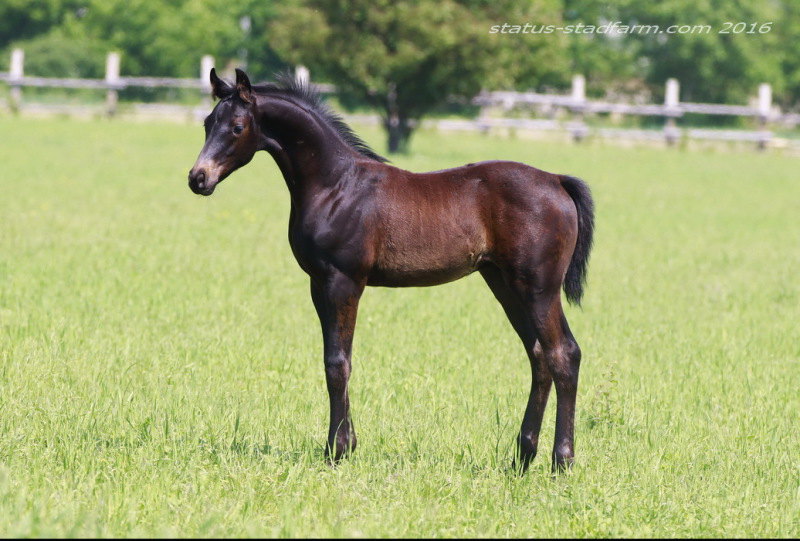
[0,116,798,537]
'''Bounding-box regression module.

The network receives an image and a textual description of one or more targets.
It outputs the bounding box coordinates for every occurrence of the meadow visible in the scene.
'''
[0,115,798,537]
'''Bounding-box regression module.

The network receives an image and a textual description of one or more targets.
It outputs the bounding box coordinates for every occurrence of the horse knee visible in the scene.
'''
[545,339,581,388]
[324,355,350,387]
[565,339,581,365]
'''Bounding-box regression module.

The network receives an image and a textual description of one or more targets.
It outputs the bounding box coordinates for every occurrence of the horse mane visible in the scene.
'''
[233,72,388,164]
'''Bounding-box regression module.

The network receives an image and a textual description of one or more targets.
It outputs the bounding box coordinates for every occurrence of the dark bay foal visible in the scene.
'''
[188,69,595,472]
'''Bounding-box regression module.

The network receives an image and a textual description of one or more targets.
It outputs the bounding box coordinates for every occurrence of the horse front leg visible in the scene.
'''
[310,271,364,462]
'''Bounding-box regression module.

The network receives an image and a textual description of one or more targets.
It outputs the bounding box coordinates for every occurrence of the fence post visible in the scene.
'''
[569,74,588,142]
[105,52,121,117]
[477,94,491,135]
[200,55,214,111]
[757,83,772,150]
[295,65,310,87]
[664,78,681,145]
[200,55,214,91]
[9,48,24,113]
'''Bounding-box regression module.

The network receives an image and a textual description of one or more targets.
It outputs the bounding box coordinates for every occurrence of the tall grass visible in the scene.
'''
[0,116,797,536]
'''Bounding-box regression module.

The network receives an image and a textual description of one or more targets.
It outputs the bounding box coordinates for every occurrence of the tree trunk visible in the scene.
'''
[385,116,413,153]
[384,82,413,154]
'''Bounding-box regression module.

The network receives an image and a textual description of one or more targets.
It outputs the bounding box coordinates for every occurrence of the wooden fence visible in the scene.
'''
[0,50,216,116]
[1,49,798,150]
[472,75,800,149]
[0,50,333,119]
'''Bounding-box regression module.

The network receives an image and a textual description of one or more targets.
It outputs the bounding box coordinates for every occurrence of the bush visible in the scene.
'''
[7,29,108,78]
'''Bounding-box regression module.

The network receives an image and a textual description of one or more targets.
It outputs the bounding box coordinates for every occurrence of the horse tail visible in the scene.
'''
[560,175,595,306]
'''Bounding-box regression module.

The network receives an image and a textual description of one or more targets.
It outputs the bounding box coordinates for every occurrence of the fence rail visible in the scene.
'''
[2,49,799,151]
[0,74,210,90]
[0,50,334,117]
[472,74,800,149]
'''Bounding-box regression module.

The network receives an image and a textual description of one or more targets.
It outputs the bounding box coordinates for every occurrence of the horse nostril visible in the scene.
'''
[189,170,206,187]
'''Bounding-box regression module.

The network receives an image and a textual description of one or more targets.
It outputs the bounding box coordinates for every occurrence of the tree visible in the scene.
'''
[775,0,800,108]
[561,0,644,97]
[268,0,565,153]
[69,0,279,77]
[619,0,783,104]
[8,27,107,78]
[3,0,285,79]
[0,0,85,50]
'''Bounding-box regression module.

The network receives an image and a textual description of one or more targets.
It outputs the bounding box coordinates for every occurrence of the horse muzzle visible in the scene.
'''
[188,168,219,196]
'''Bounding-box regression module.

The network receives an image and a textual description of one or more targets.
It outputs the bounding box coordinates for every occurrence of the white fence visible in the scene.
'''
[0,50,333,119]
[472,75,800,149]
[1,49,799,150]
[0,50,216,116]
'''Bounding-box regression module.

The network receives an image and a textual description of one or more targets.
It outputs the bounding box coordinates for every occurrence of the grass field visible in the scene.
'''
[1,115,798,537]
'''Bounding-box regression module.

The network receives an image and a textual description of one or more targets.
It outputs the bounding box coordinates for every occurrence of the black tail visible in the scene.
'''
[560,175,595,306]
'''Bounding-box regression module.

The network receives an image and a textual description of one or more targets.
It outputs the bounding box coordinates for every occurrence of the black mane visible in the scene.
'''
[245,73,388,164]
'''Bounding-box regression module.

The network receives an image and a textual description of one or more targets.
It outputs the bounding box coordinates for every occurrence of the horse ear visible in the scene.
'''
[235,68,253,104]
[209,68,231,100]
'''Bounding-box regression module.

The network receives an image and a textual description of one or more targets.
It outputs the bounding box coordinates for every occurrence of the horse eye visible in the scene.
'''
[232,125,244,135]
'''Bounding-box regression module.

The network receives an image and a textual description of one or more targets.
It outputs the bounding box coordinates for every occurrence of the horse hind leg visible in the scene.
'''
[480,265,553,473]
[526,289,582,472]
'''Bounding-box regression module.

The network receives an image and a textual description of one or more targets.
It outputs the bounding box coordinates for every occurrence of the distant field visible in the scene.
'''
[0,116,798,537]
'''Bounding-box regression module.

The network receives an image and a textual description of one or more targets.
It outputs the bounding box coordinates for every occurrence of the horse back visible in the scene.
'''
[367,160,573,286]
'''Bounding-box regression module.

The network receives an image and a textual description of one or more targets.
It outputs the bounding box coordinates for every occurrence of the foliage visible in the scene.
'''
[618,0,784,103]
[267,0,566,152]
[0,0,85,50]
[70,0,282,78]
[8,27,106,78]
[775,0,800,109]
[2,0,285,78]
[562,0,644,97]
[3,1,800,136]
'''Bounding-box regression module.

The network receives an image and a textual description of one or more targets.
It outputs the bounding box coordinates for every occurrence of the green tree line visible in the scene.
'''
[2,0,798,151]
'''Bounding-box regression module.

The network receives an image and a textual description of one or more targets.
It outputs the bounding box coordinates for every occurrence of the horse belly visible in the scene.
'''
[369,223,486,287]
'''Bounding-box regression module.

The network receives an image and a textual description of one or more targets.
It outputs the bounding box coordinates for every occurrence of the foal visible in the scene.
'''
[188,69,595,472]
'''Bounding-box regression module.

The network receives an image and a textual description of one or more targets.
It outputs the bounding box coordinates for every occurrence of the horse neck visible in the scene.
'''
[254,94,358,201]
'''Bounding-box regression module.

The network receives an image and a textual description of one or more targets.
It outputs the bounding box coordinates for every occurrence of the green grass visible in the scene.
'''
[1,115,798,537]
